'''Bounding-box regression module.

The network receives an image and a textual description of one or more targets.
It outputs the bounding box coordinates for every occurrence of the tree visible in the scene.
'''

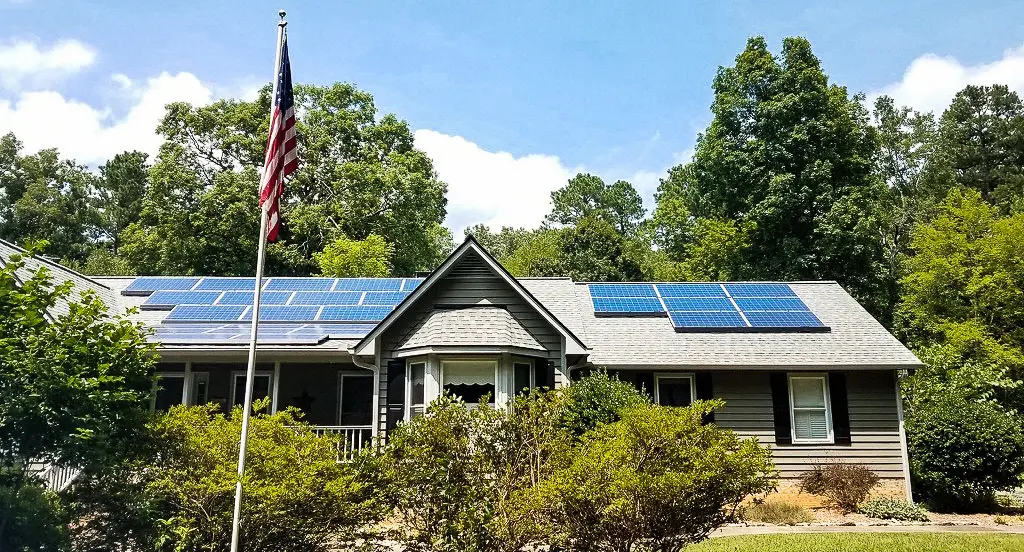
[501,228,563,278]
[123,83,449,277]
[464,224,535,261]
[95,151,149,256]
[547,173,645,235]
[555,216,646,282]
[657,37,884,311]
[929,84,1024,209]
[314,233,393,277]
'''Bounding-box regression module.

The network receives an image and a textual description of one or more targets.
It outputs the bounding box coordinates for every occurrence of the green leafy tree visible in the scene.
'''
[314,233,393,277]
[558,371,650,438]
[72,403,379,552]
[547,173,645,235]
[555,216,646,282]
[501,228,563,278]
[464,224,535,261]
[657,37,884,311]
[95,151,149,256]
[928,84,1024,209]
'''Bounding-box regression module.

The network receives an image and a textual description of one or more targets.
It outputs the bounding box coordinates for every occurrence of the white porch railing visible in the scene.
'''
[35,463,81,492]
[308,425,373,462]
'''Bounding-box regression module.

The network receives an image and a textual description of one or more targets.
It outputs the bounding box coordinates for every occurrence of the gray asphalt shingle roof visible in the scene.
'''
[0,239,115,320]
[396,306,546,351]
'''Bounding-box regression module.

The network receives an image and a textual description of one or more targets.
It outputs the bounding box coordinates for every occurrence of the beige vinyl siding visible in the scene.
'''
[714,370,905,479]
[377,251,563,433]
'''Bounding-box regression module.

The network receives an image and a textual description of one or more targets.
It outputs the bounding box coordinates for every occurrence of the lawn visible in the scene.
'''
[687,533,1024,552]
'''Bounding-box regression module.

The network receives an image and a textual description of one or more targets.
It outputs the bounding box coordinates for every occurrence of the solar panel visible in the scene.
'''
[734,297,810,311]
[323,323,377,337]
[216,291,293,305]
[655,283,727,298]
[194,278,260,291]
[669,311,748,329]
[724,283,797,298]
[164,305,247,322]
[362,291,411,305]
[240,305,321,322]
[591,296,665,314]
[744,311,826,329]
[142,290,223,309]
[588,283,658,298]
[122,277,200,295]
[662,297,735,312]
[333,278,404,292]
[264,278,336,292]
[401,278,424,291]
[318,305,393,322]
[289,291,363,305]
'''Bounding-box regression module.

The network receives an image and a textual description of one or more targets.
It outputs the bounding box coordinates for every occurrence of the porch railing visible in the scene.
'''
[35,463,81,492]
[308,425,373,462]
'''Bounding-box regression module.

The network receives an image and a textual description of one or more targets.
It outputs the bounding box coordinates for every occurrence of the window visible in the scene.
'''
[513,360,533,396]
[408,362,426,419]
[442,360,497,407]
[654,373,695,407]
[339,373,373,426]
[191,372,210,405]
[153,374,185,411]
[231,372,274,413]
[788,374,833,444]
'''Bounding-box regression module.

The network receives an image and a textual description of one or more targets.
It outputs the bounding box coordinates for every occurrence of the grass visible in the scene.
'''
[687,533,1024,552]
[738,501,813,525]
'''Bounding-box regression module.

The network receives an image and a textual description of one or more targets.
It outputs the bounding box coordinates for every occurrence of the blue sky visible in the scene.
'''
[2,0,1024,232]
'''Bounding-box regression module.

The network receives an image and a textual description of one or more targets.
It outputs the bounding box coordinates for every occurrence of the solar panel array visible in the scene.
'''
[588,282,828,332]
[125,276,424,344]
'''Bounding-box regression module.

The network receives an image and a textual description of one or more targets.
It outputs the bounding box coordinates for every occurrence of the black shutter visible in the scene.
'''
[636,371,655,401]
[385,359,406,433]
[695,372,715,424]
[535,360,556,390]
[770,372,792,445]
[829,372,852,445]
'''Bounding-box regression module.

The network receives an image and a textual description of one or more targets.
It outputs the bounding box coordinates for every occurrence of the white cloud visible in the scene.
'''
[870,44,1024,115]
[414,129,583,235]
[0,38,96,90]
[0,72,213,165]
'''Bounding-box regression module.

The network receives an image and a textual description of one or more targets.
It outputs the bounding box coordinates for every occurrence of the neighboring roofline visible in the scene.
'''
[353,236,588,356]
[0,237,112,291]
[575,362,923,371]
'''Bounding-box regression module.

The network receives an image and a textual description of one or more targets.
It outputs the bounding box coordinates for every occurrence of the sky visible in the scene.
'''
[2,1,1024,235]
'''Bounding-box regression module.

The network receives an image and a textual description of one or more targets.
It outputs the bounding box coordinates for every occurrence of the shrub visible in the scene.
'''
[798,461,879,512]
[71,402,378,551]
[738,501,813,525]
[536,400,777,551]
[906,398,1024,512]
[0,470,70,552]
[857,498,929,522]
[559,370,650,437]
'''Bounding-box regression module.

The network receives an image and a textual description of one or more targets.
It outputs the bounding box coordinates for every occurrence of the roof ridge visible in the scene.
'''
[0,238,112,291]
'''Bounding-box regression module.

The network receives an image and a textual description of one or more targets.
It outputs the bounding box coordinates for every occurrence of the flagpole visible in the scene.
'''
[230,11,287,552]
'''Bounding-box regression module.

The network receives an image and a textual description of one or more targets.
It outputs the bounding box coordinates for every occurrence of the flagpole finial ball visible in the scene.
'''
[278,10,286,19]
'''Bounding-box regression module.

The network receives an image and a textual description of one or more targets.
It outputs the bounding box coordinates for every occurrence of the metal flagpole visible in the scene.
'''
[229,11,287,552]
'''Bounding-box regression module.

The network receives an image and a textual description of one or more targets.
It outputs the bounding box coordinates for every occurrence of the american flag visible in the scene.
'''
[259,35,297,242]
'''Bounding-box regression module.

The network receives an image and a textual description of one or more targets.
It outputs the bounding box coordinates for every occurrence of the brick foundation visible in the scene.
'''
[759,478,908,508]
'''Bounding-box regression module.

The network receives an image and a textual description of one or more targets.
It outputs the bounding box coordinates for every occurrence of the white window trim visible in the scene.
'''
[405,360,427,421]
[440,358,500,407]
[653,372,697,407]
[229,370,276,410]
[337,370,374,426]
[788,373,834,445]
[152,371,186,412]
[512,358,535,395]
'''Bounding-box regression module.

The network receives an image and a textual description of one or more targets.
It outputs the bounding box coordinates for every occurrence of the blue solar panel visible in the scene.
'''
[662,297,735,312]
[588,283,658,298]
[265,278,336,291]
[655,283,727,298]
[362,291,411,305]
[323,323,377,337]
[164,305,247,322]
[745,311,826,328]
[734,297,810,311]
[216,291,293,305]
[591,296,665,314]
[142,290,223,309]
[318,305,393,322]
[151,321,373,344]
[669,311,748,329]
[240,305,321,322]
[401,278,424,291]
[333,278,404,292]
[289,291,363,305]
[194,278,260,291]
[724,283,797,298]
[123,277,200,295]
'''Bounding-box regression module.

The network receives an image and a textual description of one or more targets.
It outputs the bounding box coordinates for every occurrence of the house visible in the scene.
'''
[2,237,921,501]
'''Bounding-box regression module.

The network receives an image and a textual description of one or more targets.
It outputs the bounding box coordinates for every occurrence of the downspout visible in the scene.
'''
[350,348,380,439]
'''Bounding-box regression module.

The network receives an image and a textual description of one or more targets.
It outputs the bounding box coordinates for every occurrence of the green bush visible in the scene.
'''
[559,370,650,437]
[71,402,378,552]
[906,398,1024,512]
[0,470,69,552]
[537,400,777,551]
[738,501,813,525]
[857,497,929,521]
[798,461,879,512]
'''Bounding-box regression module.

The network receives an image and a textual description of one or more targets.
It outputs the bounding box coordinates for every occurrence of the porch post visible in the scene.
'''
[271,361,281,413]
[894,369,913,501]
[183,361,192,405]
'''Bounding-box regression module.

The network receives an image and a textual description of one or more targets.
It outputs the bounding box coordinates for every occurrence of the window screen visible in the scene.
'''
[656,376,693,407]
